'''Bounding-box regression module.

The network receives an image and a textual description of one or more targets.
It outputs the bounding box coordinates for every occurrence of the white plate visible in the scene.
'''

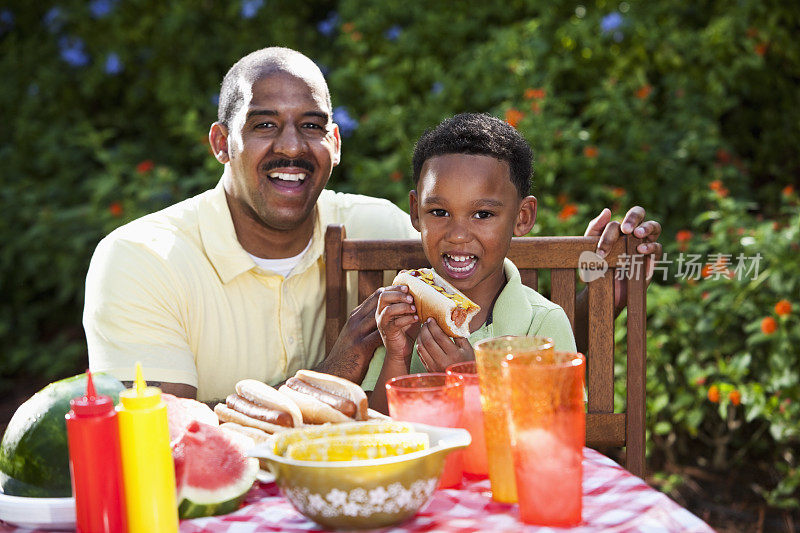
[0,492,75,531]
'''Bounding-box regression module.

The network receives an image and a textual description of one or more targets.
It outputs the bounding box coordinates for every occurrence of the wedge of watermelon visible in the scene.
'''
[171,421,258,519]
[162,393,218,443]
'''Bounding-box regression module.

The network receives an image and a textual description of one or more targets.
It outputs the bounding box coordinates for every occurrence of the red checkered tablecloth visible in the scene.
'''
[0,448,713,532]
[178,448,713,533]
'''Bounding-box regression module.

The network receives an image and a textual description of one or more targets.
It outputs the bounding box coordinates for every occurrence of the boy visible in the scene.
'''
[364,113,576,413]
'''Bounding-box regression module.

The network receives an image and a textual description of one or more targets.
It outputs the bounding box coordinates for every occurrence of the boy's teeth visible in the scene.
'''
[444,253,477,273]
[268,172,306,181]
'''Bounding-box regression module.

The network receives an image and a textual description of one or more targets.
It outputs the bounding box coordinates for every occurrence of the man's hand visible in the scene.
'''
[376,285,420,366]
[584,206,662,311]
[315,289,385,383]
[416,318,474,372]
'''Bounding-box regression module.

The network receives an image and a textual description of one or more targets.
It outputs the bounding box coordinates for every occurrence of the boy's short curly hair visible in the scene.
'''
[412,113,532,197]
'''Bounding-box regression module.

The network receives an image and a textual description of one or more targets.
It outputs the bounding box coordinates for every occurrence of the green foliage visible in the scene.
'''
[639,188,800,509]
[0,0,798,510]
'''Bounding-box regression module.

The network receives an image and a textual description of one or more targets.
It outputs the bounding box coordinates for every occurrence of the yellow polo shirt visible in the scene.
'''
[84,179,417,401]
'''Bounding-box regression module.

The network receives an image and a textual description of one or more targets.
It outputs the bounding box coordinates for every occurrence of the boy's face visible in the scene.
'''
[410,154,537,302]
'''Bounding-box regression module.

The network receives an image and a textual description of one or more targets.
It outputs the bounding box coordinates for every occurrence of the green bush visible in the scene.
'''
[1,0,798,510]
[641,186,799,508]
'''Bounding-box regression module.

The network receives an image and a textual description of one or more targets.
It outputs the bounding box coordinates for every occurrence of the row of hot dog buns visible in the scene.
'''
[214,370,370,440]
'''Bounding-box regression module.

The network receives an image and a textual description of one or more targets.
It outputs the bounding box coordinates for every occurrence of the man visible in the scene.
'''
[84,47,661,401]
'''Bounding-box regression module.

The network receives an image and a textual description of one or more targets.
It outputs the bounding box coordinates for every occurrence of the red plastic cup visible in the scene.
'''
[445,361,488,478]
[386,373,464,488]
[502,351,585,527]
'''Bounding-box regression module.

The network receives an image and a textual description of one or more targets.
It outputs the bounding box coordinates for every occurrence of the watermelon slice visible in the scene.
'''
[171,421,258,519]
[162,393,218,443]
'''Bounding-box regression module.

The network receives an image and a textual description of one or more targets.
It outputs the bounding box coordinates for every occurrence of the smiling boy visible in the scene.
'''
[365,113,576,413]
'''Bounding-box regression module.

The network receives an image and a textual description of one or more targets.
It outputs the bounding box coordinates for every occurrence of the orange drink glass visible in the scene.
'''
[473,336,554,503]
[502,351,585,527]
[445,361,487,478]
[385,373,464,488]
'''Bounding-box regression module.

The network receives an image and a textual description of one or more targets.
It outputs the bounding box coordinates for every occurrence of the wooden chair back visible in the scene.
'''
[324,224,647,478]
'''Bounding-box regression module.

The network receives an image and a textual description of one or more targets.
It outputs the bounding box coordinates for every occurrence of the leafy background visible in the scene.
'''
[1,0,798,528]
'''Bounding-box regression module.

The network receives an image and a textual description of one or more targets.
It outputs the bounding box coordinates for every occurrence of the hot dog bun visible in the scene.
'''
[392,268,480,338]
[278,370,368,424]
[235,379,303,427]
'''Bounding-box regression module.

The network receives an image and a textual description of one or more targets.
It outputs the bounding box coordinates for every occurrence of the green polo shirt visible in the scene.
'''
[361,258,577,391]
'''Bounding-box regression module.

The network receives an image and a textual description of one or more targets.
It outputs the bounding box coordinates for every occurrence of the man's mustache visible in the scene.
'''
[262,158,315,173]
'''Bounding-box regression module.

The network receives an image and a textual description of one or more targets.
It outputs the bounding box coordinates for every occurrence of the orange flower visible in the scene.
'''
[109,202,123,217]
[707,385,720,403]
[701,264,713,279]
[136,159,154,174]
[775,300,792,316]
[350,31,363,42]
[701,291,709,300]
[635,84,652,100]
[783,184,795,197]
[611,187,626,198]
[583,146,598,158]
[676,230,692,243]
[754,42,768,56]
[524,88,546,100]
[728,390,742,406]
[505,108,524,128]
[390,170,403,183]
[558,203,579,221]
[557,193,569,206]
[761,316,777,335]
[709,179,729,198]
[341,22,355,33]
[530,101,541,114]
[694,376,707,385]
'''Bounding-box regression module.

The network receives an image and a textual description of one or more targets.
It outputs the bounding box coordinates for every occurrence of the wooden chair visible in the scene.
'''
[324,224,647,478]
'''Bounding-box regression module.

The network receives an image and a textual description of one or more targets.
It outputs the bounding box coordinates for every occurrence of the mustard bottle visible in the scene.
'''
[117,363,178,532]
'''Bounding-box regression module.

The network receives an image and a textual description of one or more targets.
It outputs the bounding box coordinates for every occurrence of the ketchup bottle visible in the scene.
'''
[65,370,127,533]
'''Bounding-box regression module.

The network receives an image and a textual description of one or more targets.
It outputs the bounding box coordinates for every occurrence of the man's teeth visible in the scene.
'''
[269,172,306,181]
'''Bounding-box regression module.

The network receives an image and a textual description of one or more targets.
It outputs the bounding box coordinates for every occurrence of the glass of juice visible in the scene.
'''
[445,361,487,478]
[473,335,554,503]
[501,350,585,527]
[385,373,464,488]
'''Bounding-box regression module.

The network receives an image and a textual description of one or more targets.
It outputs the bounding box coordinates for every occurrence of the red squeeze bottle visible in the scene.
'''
[65,371,127,533]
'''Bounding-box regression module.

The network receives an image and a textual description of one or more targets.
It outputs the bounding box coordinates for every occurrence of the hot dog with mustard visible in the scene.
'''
[392,268,480,338]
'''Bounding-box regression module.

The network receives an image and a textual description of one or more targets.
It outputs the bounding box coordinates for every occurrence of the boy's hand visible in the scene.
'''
[376,285,419,364]
[585,206,662,311]
[416,318,475,372]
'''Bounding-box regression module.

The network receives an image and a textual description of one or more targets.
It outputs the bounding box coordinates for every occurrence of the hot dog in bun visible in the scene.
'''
[214,379,303,434]
[392,268,480,338]
[278,370,368,424]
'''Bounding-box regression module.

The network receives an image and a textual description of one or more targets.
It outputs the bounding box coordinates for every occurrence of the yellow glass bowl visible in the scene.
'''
[250,422,470,530]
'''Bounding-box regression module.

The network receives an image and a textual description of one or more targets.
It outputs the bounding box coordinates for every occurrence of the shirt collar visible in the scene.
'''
[476,258,534,338]
[198,179,327,284]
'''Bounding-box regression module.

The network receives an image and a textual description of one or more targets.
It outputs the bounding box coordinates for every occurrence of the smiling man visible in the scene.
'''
[84,48,417,401]
[84,47,661,402]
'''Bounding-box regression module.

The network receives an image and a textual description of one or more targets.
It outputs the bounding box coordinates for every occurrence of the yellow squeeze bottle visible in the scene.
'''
[117,363,178,532]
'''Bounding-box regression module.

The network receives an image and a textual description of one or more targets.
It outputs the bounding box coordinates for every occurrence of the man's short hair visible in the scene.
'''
[217,47,332,128]
[412,113,533,197]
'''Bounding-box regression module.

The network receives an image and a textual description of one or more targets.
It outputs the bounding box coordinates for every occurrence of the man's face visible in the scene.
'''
[223,70,341,232]
[410,154,535,303]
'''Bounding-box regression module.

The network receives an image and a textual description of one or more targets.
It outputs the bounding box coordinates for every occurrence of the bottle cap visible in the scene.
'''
[120,362,162,410]
[70,370,115,417]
